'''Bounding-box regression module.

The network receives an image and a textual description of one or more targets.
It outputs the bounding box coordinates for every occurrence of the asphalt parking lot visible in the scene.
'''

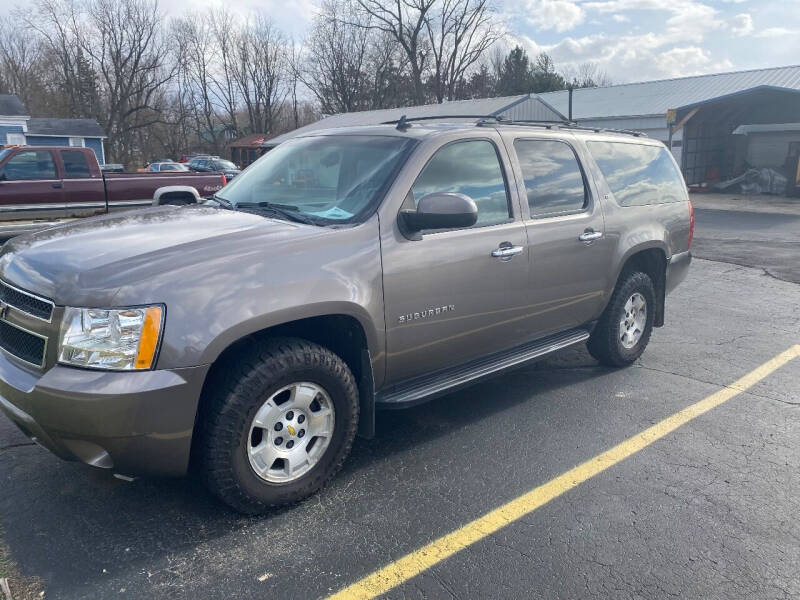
[1,204,799,599]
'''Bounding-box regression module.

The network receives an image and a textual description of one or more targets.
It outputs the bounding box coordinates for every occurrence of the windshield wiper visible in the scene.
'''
[238,201,316,225]
[209,194,233,209]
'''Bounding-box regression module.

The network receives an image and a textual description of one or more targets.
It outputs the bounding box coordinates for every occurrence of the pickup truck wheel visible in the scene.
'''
[588,271,655,367]
[199,338,359,514]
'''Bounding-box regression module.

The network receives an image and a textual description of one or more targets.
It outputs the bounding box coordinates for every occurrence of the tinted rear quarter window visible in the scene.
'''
[61,150,91,178]
[514,139,587,217]
[587,141,687,206]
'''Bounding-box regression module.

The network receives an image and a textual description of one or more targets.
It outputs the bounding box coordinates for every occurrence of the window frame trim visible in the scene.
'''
[404,136,516,237]
[512,136,592,221]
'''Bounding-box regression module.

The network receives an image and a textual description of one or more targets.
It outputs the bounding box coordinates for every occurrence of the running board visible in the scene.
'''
[376,328,590,408]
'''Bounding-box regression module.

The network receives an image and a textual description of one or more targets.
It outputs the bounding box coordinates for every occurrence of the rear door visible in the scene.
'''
[380,133,531,385]
[58,149,107,219]
[0,149,65,223]
[504,133,614,337]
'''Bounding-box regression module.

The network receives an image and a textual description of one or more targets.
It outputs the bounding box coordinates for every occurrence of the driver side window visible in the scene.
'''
[411,140,511,228]
[2,150,57,180]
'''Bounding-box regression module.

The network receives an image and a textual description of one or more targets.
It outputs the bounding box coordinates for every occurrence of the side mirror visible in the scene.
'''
[400,192,478,239]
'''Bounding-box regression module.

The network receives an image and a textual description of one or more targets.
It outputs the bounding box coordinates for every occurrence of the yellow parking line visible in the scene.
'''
[329,345,800,600]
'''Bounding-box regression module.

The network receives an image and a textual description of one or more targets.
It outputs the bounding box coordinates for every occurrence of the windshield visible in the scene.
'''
[215,135,414,224]
[215,160,237,170]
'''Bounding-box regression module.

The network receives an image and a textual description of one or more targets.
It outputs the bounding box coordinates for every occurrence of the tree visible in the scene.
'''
[0,17,51,113]
[302,0,376,114]
[231,14,288,135]
[530,52,565,93]
[423,0,502,102]
[350,0,435,105]
[563,62,612,89]
[495,45,533,96]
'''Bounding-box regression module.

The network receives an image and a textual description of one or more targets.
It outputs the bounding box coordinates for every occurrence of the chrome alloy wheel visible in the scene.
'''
[247,382,335,484]
[619,292,647,349]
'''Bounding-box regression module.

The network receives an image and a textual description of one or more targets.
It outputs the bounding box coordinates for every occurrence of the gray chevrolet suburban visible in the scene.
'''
[0,118,692,513]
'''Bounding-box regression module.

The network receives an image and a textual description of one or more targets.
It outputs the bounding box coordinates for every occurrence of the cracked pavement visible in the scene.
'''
[691,205,800,284]
[0,253,799,598]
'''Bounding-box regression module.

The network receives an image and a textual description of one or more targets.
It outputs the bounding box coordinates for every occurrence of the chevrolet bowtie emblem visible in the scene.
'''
[287,425,296,436]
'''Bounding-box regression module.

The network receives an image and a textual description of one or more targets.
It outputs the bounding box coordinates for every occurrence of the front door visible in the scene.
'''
[381,136,530,385]
[506,135,613,337]
[0,149,65,223]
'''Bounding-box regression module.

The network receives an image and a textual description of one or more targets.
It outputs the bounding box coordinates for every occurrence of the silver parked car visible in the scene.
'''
[0,117,692,513]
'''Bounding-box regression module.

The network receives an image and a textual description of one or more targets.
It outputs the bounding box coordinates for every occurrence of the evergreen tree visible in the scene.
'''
[496,46,534,96]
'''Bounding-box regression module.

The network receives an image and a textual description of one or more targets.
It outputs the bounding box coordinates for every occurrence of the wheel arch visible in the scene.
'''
[153,185,201,206]
[613,244,668,327]
[195,310,378,447]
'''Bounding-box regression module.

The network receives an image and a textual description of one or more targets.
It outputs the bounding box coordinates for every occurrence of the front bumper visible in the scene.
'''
[666,250,692,295]
[0,351,209,476]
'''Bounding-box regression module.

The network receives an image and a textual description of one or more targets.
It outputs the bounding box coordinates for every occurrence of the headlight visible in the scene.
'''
[59,306,164,370]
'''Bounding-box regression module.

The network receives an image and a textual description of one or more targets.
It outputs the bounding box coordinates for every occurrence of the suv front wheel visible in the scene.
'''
[588,271,656,367]
[199,338,359,514]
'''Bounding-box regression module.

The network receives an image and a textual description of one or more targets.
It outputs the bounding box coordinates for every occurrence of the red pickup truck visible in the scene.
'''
[0,146,227,237]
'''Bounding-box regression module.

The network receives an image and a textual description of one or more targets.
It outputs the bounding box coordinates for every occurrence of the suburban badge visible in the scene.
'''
[398,305,455,324]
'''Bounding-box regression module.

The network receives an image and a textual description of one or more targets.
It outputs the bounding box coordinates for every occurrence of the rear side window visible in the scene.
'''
[514,139,587,217]
[587,141,687,206]
[1,150,56,180]
[411,140,511,228]
[61,150,91,178]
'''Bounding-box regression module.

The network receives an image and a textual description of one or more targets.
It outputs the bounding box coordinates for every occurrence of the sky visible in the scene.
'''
[5,0,799,85]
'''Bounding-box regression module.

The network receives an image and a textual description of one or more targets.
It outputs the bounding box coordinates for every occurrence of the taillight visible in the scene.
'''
[688,199,695,249]
[220,173,227,186]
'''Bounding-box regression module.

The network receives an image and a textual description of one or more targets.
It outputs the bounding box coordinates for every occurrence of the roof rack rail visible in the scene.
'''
[382,114,510,130]
[378,114,646,137]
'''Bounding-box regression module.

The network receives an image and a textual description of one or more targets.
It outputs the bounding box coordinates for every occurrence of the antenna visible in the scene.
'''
[396,115,411,131]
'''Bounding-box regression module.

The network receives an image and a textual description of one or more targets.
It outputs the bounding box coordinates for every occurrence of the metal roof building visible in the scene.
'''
[263,94,565,149]
[537,65,800,178]
[540,65,800,121]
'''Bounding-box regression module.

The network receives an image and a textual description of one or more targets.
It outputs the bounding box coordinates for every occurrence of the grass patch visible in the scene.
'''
[0,523,46,599]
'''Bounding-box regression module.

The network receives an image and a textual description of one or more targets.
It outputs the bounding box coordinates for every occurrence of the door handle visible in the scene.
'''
[491,243,524,260]
[52,183,62,189]
[578,229,603,243]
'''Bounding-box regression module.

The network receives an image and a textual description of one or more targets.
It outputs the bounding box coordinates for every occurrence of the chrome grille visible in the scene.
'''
[0,320,47,367]
[0,280,54,321]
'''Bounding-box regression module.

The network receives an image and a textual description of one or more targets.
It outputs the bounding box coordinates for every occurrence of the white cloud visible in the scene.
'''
[521,0,585,32]
[753,27,800,38]
[611,14,629,23]
[729,13,753,36]
[512,25,734,82]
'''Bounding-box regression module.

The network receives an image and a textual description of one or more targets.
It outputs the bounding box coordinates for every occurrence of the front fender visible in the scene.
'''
[197,301,381,367]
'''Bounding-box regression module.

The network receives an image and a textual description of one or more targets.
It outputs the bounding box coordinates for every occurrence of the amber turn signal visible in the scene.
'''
[135,306,163,369]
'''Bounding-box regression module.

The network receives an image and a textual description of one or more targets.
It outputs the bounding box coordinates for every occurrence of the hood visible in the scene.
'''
[0,205,321,306]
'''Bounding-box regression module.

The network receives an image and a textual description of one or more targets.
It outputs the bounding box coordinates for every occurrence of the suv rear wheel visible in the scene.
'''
[588,271,656,367]
[199,338,359,514]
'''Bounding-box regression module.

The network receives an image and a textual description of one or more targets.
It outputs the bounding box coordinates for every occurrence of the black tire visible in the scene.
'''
[198,337,359,514]
[587,271,656,367]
